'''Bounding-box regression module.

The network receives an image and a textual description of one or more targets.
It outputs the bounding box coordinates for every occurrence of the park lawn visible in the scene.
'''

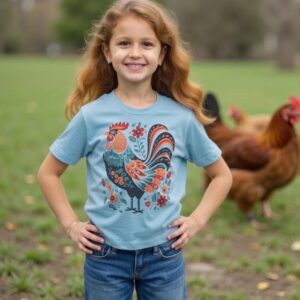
[0,56,300,299]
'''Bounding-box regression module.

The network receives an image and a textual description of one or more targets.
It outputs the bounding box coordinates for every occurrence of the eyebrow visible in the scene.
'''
[114,36,157,42]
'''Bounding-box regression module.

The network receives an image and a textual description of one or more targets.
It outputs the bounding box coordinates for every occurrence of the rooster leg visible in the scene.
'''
[261,202,279,220]
[126,198,136,211]
[247,212,267,230]
[125,198,143,213]
[132,199,144,214]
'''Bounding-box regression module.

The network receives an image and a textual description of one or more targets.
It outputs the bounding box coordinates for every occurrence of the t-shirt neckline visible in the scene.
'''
[110,90,161,115]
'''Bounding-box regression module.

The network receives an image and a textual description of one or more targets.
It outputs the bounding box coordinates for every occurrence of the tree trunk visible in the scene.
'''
[277,0,296,70]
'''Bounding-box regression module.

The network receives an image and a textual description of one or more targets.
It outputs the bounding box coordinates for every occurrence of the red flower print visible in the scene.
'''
[101,179,106,187]
[167,171,172,179]
[145,201,151,207]
[132,125,145,138]
[157,195,168,207]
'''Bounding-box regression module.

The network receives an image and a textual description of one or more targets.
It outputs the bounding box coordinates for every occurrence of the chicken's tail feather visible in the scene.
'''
[203,93,222,122]
[144,124,175,170]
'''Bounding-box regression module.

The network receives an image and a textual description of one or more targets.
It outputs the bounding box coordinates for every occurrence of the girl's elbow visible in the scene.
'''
[223,165,233,186]
[37,165,46,185]
[227,170,233,188]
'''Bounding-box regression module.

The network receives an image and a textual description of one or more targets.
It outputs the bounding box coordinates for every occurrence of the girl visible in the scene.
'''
[38,0,232,299]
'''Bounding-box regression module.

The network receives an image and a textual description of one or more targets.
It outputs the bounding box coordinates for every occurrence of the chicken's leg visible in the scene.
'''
[133,199,144,214]
[247,212,267,230]
[261,202,279,220]
[126,198,136,212]
[125,197,143,213]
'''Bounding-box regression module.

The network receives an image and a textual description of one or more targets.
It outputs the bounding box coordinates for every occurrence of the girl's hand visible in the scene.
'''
[67,221,105,254]
[167,215,202,250]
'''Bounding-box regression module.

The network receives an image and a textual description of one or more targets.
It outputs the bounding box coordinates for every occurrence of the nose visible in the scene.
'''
[129,44,141,58]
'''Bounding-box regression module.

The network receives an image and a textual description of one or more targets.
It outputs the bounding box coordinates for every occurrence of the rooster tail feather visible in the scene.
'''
[203,93,222,122]
[144,124,175,169]
[147,148,173,169]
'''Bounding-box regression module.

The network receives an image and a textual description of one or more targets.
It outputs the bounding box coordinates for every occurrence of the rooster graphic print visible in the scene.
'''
[101,122,175,214]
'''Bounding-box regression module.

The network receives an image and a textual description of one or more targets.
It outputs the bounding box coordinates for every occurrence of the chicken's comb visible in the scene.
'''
[229,105,239,113]
[289,96,300,109]
[109,122,129,131]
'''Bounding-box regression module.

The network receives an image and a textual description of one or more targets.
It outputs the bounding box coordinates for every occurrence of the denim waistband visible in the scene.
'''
[89,219,176,254]
[107,238,176,255]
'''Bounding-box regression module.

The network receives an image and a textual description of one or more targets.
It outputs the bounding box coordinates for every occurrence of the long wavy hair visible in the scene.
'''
[65,0,212,124]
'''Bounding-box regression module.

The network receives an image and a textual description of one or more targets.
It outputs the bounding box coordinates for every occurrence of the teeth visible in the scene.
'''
[126,64,144,70]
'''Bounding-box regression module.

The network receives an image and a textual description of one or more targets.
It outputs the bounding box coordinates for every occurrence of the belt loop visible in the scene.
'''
[153,246,159,255]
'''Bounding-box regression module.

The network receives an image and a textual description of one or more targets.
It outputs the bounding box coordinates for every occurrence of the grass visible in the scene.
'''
[23,249,53,264]
[1,55,300,299]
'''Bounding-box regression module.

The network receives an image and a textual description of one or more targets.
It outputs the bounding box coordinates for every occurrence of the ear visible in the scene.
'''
[158,45,167,66]
[102,44,111,64]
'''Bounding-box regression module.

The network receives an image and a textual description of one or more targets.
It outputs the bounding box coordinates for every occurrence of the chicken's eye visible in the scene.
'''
[107,134,114,142]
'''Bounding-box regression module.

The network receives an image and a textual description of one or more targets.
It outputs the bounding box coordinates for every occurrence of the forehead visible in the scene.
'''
[112,15,158,40]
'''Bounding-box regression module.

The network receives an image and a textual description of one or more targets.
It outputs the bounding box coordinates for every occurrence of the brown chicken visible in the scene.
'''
[204,94,300,227]
[228,104,300,175]
[204,93,244,148]
[228,105,270,133]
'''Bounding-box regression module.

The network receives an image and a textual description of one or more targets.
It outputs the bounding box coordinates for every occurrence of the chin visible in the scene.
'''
[124,75,151,84]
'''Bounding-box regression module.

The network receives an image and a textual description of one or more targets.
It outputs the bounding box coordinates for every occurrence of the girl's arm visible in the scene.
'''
[37,153,104,254]
[167,157,232,250]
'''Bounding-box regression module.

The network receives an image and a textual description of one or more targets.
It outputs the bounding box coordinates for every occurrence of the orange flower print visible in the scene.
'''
[145,185,154,193]
[155,168,165,178]
[161,185,169,194]
[109,193,118,204]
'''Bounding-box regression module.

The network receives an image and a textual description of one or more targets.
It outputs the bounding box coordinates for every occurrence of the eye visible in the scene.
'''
[143,41,154,48]
[118,41,130,47]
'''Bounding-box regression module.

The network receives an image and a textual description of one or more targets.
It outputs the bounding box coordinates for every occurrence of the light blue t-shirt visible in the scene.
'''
[50,90,221,250]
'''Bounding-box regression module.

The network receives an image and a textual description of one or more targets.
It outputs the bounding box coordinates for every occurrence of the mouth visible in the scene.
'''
[124,63,146,71]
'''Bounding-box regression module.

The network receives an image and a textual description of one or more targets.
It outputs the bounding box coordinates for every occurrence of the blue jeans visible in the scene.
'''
[84,238,186,300]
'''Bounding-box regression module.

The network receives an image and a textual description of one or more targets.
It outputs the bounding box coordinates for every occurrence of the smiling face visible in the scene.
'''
[103,15,165,88]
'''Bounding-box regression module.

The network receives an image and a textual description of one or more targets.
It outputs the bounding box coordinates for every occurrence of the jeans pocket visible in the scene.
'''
[89,244,112,259]
[158,239,182,259]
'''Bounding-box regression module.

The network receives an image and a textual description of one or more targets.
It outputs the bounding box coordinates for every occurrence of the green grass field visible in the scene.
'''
[1,56,300,299]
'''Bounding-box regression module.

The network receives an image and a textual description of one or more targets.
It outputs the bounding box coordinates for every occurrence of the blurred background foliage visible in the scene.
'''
[0,0,299,69]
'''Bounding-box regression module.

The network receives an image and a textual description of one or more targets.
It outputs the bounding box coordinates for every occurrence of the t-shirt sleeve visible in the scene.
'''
[185,112,221,167]
[49,110,90,165]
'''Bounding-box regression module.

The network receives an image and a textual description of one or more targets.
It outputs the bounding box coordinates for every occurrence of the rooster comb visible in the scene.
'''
[109,122,129,131]
[229,105,238,110]
[289,96,300,109]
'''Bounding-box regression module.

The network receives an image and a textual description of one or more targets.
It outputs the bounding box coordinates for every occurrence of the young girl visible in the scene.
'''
[38,0,232,299]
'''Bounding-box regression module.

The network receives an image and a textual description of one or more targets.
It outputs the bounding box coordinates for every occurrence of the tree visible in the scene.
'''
[55,0,114,50]
[56,0,166,51]
[166,0,265,59]
[263,0,299,70]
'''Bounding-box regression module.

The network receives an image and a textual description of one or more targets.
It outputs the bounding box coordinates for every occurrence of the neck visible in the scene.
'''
[261,108,295,148]
[115,82,156,108]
